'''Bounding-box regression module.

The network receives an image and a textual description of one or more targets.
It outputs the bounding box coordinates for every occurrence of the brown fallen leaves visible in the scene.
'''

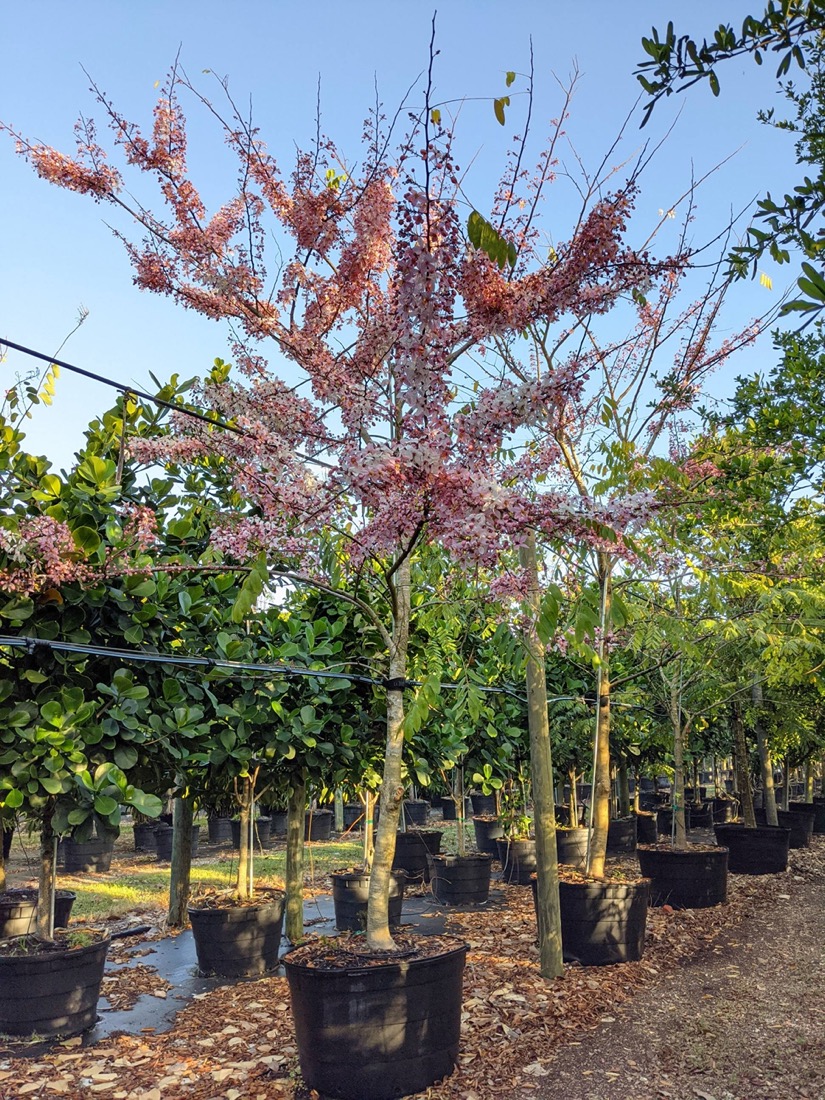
[0,842,821,1100]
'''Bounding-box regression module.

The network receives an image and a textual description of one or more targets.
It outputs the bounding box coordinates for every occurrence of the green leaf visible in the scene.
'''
[493,96,510,125]
[114,745,139,770]
[71,526,101,555]
[3,788,23,809]
[94,794,118,816]
[505,71,516,87]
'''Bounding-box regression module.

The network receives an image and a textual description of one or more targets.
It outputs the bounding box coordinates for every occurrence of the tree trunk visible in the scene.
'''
[731,701,756,826]
[235,774,255,900]
[333,788,344,833]
[36,804,56,941]
[168,794,194,928]
[568,769,578,826]
[669,677,688,849]
[519,533,563,978]
[367,555,411,952]
[805,758,814,802]
[752,682,778,827]
[782,757,790,810]
[455,767,466,858]
[617,760,631,818]
[285,775,306,943]
[588,556,612,878]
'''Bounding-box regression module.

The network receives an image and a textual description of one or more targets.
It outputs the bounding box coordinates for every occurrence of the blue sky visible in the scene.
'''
[0,1,800,470]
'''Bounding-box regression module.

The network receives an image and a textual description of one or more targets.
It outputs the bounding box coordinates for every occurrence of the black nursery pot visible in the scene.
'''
[556,827,590,870]
[2,825,13,861]
[472,816,504,857]
[284,938,468,1100]
[637,845,728,908]
[230,817,272,850]
[470,793,497,816]
[155,824,201,862]
[783,804,817,848]
[439,797,472,821]
[331,869,405,931]
[812,796,825,834]
[496,837,537,885]
[392,830,443,883]
[556,877,649,966]
[633,811,658,846]
[402,800,430,828]
[342,804,364,830]
[606,816,637,855]
[0,889,77,938]
[431,853,493,905]
[0,932,110,1038]
[656,805,692,836]
[712,797,737,825]
[714,824,790,874]
[305,809,334,842]
[63,831,116,874]
[207,815,233,844]
[188,893,285,978]
[133,822,157,852]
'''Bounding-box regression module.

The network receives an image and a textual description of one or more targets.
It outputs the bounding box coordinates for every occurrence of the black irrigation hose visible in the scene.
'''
[0,634,526,699]
[1,337,243,436]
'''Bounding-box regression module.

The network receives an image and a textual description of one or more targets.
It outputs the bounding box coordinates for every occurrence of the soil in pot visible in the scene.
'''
[392,830,443,883]
[637,843,728,908]
[607,816,637,855]
[496,837,537,885]
[188,890,285,978]
[284,933,467,1100]
[0,889,77,938]
[714,824,790,874]
[556,827,590,870]
[431,853,493,905]
[0,929,110,1038]
[555,872,650,966]
[331,868,405,931]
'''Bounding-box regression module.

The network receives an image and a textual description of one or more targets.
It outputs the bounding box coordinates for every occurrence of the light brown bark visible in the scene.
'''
[168,793,194,927]
[285,775,306,942]
[519,533,564,978]
[732,701,756,826]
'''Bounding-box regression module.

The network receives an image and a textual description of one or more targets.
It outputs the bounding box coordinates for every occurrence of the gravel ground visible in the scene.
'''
[522,849,825,1100]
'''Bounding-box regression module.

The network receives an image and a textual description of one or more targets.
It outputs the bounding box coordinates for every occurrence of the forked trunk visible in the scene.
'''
[366,555,411,952]
[168,793,194,927]
[285,775,306,943]
[519,533,563,978]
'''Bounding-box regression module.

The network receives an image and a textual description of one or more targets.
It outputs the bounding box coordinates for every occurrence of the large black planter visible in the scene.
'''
[392,830,443,883]
[230,817,272,850]
[2,825,14,861]
[402,800,430,827]
[432,853,493,905]
[343,804,364,830]
[63,832,116,874]
[155,824,201,862]
[607,816,637,855]
[133,822,157,852]
[558,878,649,965]
[207,815,233,845]
[714,824,790,874]
[472,816,504,856]
[0,889,76,937]
[689,803,714,828]
[637,845,728,908]
[270,810,288,836]
[284,938,468,1100]
[0,932,110,1037]
[496,837,537,885]
[634,811,658,845]
[785,804,817,848]
[439,797,472,821]
[657,806,692,836]
[712,797,737,825]
[811,797,825,834]
[470,793,497,816]
[331,869,405,931]
[305,809,334,842]
[188,893,285,978]
[556,827,590,870]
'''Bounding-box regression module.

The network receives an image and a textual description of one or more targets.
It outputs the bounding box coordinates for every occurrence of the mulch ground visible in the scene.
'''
[0,840,823,1100]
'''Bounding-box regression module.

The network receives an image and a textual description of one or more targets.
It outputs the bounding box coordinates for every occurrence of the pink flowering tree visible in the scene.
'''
[6,57,702,964]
